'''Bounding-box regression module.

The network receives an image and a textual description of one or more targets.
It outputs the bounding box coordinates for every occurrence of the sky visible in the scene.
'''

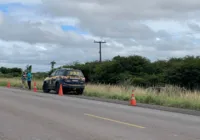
[1,0,200,72]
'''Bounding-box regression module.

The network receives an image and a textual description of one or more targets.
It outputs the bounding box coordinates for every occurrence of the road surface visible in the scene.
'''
[0,87,200,140]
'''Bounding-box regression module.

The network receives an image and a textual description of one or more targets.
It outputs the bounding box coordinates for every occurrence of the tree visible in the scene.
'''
[25,65,32,72]
[50,61,56,70]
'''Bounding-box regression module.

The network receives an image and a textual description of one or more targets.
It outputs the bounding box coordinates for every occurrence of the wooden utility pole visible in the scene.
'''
[94,40,106,62]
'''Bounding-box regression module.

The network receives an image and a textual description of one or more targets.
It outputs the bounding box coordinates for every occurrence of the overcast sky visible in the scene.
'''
[1,0,200,72]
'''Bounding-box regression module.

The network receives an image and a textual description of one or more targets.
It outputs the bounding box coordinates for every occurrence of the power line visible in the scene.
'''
[94,40,106,62]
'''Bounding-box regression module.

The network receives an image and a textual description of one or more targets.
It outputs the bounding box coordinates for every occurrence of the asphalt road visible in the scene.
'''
[0,87,200,140]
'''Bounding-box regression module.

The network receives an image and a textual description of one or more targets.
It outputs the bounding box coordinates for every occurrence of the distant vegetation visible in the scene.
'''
[2,55,200,90]
[0,67,22,78]
[0,65,48,80]
[62,55,200,91]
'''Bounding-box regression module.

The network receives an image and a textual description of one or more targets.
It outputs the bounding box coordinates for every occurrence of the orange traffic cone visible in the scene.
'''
[130,91,136,106]
[7,82,10,88]
[33,81,37,92]
[58,84,63,96]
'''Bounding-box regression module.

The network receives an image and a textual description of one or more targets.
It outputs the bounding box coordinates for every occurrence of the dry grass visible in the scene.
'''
[0,78,43,89]
[1,77,200,110]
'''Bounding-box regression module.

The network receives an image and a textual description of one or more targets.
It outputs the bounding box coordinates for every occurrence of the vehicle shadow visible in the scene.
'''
[48,90,77,95]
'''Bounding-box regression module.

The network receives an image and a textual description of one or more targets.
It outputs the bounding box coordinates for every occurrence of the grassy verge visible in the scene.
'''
[1,77,200,111]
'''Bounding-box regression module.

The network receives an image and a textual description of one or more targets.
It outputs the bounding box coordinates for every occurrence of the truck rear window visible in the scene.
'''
[65,70,83,76]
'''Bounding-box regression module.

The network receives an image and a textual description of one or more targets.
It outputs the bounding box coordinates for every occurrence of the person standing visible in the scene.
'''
[26,71,32,90]
[21,71,26,89]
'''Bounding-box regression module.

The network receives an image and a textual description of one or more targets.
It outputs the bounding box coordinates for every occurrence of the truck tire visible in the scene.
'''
[76,89,84,95]
[43,82,50,93]
[55,82,60,94]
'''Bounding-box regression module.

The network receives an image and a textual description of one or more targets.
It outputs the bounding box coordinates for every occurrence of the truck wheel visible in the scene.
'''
[43,82,50,93]
[76,89,84,95]
[63,89,69,95]
[55,83,60,94]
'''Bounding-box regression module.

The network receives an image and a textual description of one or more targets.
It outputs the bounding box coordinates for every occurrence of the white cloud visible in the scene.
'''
[0,0,200,72]
[0,0,42,4]
[0,12,3,24]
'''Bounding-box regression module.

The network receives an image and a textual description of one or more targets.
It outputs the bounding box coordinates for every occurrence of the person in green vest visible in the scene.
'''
[26,70,32,90]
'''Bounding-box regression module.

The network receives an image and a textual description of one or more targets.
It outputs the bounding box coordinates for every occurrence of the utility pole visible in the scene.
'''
[94,40,106,62]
